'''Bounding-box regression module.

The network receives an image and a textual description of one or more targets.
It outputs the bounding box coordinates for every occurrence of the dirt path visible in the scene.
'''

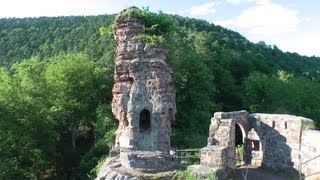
[233,167,290,180]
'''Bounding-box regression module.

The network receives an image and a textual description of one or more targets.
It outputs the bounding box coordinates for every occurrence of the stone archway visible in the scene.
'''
[235,123,246,166]
[201,111,250,169]
[235,123,246,147]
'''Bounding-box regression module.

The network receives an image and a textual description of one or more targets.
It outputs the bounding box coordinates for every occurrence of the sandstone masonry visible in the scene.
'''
[112,8,176,153]
[96,8,177,179]
[201,110,320,178]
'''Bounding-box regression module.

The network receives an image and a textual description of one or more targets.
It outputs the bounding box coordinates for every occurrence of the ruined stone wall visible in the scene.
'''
[301,130,320,177]
[112,9,176,152]
[206,111,249,168]
[203,110,319,175]
[249,114,314,170]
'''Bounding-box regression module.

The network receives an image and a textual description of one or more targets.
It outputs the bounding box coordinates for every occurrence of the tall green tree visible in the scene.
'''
[171,50,218,148]
[243,71,320,128]
[0,59,57,179]
[45,53,115,178]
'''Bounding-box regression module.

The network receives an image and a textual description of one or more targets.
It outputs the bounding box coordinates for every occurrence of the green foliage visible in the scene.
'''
[0,59,57,179]
[117,7,172,34]
[94,105,116,146]
[116,7,141,20]
[90,155,108,177]
[99,25,113,36]
[172,55,216,147]
[0,53,115,179]
[243,71,320,127]
[169,29,219,148]
[137,34,165,47]
[208,169,218,180]
[235,145,244,166]
[173,169,197,180]
[142,10,172,35]
[116,7,173,47]
[243,72,271,112]
[0,15,115,66]
[77,104,116,178]
[177,149,200,165]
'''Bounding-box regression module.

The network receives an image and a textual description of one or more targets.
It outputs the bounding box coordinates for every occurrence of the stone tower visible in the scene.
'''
[96,9,178,178]
[112,7,176,153]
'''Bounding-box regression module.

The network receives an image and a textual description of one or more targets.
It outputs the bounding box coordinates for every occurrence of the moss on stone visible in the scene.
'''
[301,117,315,130]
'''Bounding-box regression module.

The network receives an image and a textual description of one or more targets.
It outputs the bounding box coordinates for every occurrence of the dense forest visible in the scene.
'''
[1,9,320,179]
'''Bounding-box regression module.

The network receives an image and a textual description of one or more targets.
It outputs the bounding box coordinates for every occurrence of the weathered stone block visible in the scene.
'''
[120,151,178,173]
[200,146,227,168]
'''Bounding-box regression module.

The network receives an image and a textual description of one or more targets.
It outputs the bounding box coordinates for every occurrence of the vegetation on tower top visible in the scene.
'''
[116,7,173,47]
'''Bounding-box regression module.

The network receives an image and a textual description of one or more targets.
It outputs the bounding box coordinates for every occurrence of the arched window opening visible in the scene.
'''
[251,140,260,151]
[139,109,151,132]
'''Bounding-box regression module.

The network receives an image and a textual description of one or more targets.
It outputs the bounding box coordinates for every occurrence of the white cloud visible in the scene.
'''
[216,1,301,36]
[226,0,271,5]
[226,0,255,4]
[272,34,320,57]
[185,2,216,16]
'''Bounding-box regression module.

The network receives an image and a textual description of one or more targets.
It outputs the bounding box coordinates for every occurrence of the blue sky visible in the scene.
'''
[0,0,319,57]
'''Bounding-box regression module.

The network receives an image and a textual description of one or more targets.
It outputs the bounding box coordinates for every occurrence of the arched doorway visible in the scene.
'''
[235,123,244,146]
[139,109,151,132]
[235,123,246,166]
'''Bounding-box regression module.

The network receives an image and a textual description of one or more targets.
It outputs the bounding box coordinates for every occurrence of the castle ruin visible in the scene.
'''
[201,110,320,178]
[96,7,320,179]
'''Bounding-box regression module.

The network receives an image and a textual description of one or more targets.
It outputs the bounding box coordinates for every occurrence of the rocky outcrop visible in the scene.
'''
[112,7,176,153]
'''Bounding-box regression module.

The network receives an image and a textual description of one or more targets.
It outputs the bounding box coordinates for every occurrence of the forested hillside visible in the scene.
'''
[1,9,320,179]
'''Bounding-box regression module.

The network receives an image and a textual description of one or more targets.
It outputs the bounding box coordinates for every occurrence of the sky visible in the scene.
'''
[0,0,319,57]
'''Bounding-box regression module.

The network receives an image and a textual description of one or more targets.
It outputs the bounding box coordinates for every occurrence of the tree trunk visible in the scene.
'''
[71,125,76,150]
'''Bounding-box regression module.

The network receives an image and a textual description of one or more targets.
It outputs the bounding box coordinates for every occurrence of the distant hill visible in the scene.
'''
[1,12,320,111]
[0,14,319,70]
[0,15,115,66]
